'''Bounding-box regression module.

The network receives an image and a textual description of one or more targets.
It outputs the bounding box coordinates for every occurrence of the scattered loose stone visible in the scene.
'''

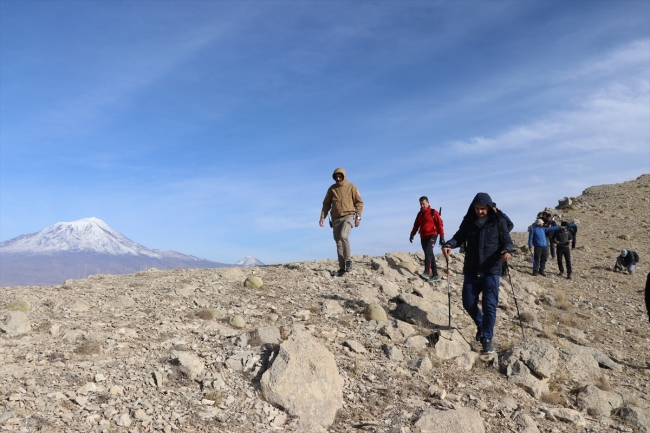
[244,276,263,289]
[172,351,204,380]
[382,344,404,361]
[415,407,486,433]
[230,315,246,328]
[343,340,367,354]
[364,303,388,321]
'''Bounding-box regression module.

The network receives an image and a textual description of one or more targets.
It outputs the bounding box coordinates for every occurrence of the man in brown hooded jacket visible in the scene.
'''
[320,168,364,276]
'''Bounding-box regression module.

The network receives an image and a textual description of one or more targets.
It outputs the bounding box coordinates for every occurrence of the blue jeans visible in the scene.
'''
[462,274,500,341]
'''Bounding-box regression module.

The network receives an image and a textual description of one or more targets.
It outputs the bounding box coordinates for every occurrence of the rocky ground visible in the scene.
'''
[1,174,649,433]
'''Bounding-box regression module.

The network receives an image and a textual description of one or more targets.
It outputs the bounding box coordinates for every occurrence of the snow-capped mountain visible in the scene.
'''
[2,217,169,258]
[235,256,265,266]
[0,217,231,286]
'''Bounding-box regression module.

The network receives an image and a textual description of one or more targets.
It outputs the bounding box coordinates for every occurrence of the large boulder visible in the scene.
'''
[249,327,282,346]
[0,311,30,334]
[559,346,602,381]
[397,261,418,273]
[501,338,559,378]
[385,252,413,267]
[393,293,450,328]
[576,384,623,418]
[378,320,418,343]
[433,329,471,360]
[415,407,485,433]
[260,328,343,428]
[377,279,400,297]
[618,405,650,433]
[546,408,586,426]
[507,360,548,399]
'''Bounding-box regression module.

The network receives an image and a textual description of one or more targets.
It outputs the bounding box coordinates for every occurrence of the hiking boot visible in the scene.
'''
[336,269,346,277]
[481,339,495,354]
[419,272,431,281]
[539,271,546,277]
[430,275,441,282]
[558,271,564,276]
[475,328,484,342]
[532,270,538,276]
[345,261,353,272]
[567,274,572,280]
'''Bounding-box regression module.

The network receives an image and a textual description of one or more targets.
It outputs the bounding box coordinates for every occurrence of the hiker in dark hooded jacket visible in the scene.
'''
[442,193,513,354]
[493,203,513,277]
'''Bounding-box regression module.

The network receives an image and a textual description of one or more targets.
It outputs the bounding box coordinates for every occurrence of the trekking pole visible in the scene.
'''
[445,255,451,330]
[505,263,526,341]
[530,252,536,272]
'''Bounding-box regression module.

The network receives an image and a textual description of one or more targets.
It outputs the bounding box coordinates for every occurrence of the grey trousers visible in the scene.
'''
[332,215,354,269]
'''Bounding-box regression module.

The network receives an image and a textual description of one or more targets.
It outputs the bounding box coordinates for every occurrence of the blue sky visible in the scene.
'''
[1,1,649,264]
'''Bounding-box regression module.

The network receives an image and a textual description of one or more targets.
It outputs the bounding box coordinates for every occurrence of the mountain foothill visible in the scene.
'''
[0,217,262,286]
[0,175,648,432]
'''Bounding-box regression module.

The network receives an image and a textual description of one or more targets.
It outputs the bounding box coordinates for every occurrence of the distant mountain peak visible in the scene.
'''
[236,256,264,266]
[0,217,232,286]
[0,217,164,257]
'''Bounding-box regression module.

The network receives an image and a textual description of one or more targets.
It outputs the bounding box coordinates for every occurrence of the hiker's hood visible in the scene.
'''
[463,192,495,219]
[471,192,493,208]
[332,167,347,181]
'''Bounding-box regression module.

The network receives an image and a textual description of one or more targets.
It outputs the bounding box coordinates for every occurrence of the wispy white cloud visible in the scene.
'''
[449,41,650,155]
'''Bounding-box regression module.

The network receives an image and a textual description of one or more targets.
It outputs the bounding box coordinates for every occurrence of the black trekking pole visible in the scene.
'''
[445,255,451,330]
[505,263,526,341]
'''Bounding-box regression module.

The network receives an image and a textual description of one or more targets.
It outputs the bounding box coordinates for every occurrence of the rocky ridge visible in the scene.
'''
[1,174,649,432]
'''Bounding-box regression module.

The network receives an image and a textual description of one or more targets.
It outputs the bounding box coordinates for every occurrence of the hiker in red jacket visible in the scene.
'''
[410,196,444,282]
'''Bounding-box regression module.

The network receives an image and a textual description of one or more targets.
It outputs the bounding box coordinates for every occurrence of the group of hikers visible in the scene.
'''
[319,168,649,354]
[527,211,577,279]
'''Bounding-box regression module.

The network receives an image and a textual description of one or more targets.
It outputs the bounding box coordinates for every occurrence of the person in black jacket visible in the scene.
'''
[553,221,573,279]
[442,193,513,354]
[493,203,513,277]
[567,222,578,249]
[614,249,638,274]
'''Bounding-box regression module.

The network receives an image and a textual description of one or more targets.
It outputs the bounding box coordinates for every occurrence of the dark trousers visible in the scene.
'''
[420,235,438,276]
[546,235,556,258]
[462,274,500,341]
[557,246,572,275]
[533,246,549,274]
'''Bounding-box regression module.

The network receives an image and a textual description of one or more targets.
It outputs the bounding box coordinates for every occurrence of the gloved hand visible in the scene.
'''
[439,237,445,246]
[409,235,414,243]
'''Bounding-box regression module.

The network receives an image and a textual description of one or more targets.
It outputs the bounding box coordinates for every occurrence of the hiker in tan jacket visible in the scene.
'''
[319,168,364,276]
